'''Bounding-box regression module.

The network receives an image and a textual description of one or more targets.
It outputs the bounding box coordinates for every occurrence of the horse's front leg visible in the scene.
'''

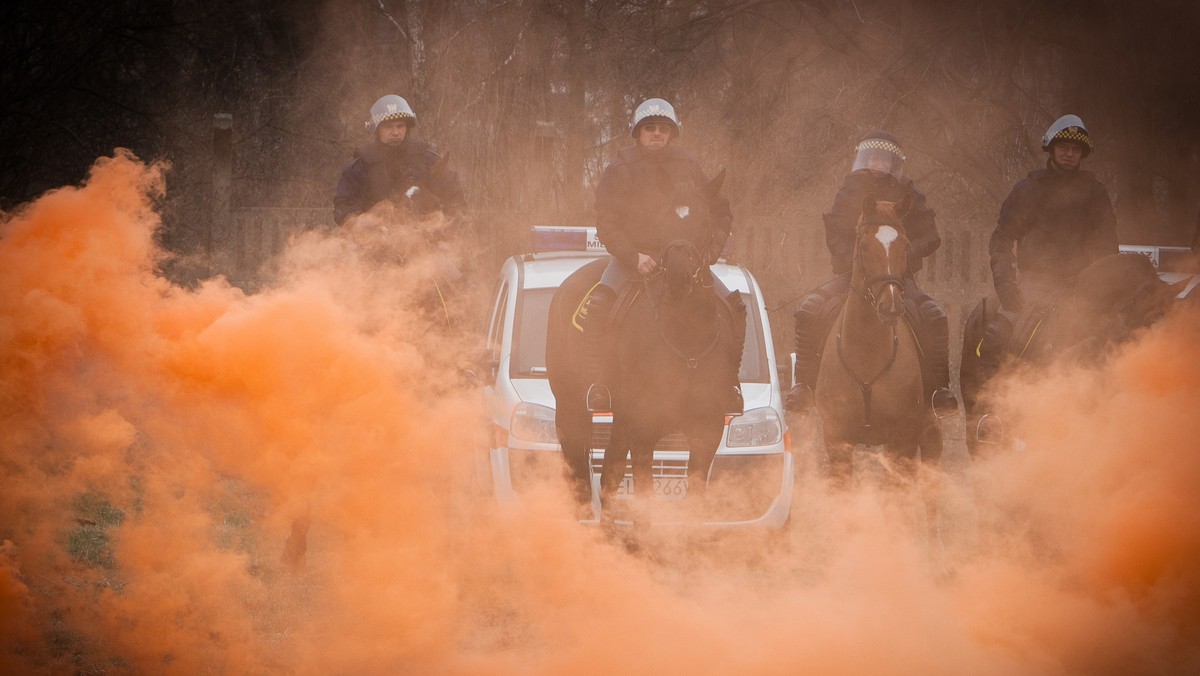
[684,420,724,504]
[824,434,855,490]
[599,423,631,521]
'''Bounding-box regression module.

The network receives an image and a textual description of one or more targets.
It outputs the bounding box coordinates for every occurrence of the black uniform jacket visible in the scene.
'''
[990,163,1118,293]
[333,139,465,225]
[595,144,732,269]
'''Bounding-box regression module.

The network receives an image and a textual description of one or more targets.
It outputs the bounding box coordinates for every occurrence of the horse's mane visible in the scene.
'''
[857,193,911,232]
[872,200,904,224]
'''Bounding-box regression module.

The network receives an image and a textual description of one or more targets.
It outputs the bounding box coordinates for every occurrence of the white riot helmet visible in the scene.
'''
[365,95,417,135]
[852,130,906,179]
[630,98,680,138]
[1041,114,1093,156]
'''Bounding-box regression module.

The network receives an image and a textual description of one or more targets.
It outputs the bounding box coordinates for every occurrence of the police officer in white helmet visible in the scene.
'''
[576,97,744,415]
[333,94,465,226]
[978,114,1119,375]
[786,130,954,416]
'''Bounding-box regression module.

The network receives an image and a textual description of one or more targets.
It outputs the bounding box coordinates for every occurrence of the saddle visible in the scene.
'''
[966,294,1058,360]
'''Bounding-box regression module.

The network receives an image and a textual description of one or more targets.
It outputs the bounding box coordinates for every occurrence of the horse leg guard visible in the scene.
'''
[579,286,616,412]
[919,298,958,416]
[724,290,747,416]
[787,291,826,412]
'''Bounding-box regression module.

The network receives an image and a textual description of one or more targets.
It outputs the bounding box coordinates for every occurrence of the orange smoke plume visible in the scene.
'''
[2,152,1199,674]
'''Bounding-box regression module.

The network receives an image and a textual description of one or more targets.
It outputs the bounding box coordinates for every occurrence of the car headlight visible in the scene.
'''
[726,407,782,447]
[509,402,558,444]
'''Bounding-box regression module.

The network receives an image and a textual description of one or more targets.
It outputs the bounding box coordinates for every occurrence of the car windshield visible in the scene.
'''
[511,287,769,383]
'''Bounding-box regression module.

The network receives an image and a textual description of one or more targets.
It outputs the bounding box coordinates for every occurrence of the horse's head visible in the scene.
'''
[656,239,708,301]
[852,194,911,326]
[652,167,726,261]
[397,152,453,217]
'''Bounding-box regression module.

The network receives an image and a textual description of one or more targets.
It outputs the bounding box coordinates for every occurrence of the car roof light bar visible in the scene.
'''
[530,226,607,253]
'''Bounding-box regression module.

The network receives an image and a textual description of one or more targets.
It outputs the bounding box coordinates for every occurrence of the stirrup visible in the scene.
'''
[586,383,612,413]
[976,414,1004,445]
[931,388,958,417]
[725,385,744,418]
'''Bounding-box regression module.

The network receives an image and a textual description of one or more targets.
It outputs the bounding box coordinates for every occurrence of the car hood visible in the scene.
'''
[510,378,776,411]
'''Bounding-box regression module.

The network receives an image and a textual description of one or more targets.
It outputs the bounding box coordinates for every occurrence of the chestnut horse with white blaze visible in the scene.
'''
[815,194,943,486]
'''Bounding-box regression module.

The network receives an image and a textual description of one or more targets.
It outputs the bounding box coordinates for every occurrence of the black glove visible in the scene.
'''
[997,281,1025,312]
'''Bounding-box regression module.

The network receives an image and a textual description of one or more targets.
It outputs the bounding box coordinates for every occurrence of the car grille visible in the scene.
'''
[589,424,690,452]
[588,424,691,477]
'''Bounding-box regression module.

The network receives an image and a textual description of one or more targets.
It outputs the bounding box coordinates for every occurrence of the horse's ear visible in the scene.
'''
[860,194,879,222]
[706,168,726,197]
[896,191,913,217]
[432,152,451,179]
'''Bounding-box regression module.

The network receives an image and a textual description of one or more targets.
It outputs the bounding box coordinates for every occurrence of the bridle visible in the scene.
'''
[650,239,709,298]
[848,221,905,316]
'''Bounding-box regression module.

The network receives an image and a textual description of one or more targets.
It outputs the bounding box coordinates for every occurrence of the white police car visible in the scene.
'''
[477,227,793,528]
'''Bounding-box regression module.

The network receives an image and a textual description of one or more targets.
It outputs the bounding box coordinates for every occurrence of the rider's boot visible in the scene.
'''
[724,290,747,417]
[920,298,958,417]
[579,286,616,413]
[786,292,825,413]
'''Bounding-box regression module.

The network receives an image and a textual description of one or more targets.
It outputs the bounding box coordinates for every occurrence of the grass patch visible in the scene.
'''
[64,492,126,569]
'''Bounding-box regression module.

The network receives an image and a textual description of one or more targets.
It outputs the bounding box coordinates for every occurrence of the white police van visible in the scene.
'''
[477,227,793,528]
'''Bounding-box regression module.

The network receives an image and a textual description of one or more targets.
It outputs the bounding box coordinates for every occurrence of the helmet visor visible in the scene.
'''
[633,116,679,137]
[852,145,905,179]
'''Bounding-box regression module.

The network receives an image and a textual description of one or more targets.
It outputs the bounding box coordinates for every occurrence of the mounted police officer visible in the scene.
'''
[787,130,956,415]
[978,115,1118,375]
[578,97,744,415]
[333,94,466,226]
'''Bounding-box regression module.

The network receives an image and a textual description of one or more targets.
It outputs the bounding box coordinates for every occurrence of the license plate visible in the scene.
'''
[617,476,687,500]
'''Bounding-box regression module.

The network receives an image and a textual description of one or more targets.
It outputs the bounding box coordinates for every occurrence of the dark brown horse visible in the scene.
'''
[959,252,1187,455]
[600,239,738,514]
[814,194,943,485]
[546,172,738,522]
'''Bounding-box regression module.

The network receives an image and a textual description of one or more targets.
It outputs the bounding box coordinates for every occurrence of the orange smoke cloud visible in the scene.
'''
[2,152,1199,674]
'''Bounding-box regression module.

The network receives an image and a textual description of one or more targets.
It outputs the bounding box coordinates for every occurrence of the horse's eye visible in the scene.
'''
[675,206,690,219]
